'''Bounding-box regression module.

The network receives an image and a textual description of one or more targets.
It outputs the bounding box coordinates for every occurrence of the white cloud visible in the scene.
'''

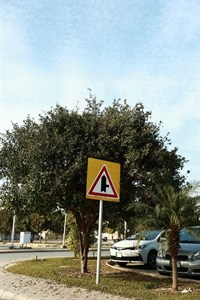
[1,0,199,182]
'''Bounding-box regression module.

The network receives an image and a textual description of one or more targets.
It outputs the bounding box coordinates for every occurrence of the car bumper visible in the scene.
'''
[156,257,200,276]
[110,249,143,263]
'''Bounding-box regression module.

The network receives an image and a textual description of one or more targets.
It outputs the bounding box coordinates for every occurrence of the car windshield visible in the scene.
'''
[180,227,200,243]
[133,230,160,241]
[126,235,136,240]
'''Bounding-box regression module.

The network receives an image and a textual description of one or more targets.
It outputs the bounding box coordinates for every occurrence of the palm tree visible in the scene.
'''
[127,182,200,291]
[150,183,200,290]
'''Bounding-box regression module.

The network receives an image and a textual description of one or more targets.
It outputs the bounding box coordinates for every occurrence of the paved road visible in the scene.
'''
[0,247,110,265]
[0,249,71,266]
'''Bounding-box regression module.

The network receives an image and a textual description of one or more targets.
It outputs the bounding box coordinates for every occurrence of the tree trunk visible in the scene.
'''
[171,256,178,291]
[80,241,89,274]
[169,224,179,291]
[73,203,99,274]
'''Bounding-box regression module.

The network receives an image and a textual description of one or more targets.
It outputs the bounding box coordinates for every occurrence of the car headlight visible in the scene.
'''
[139,244,147,249]
[192,251,200,260]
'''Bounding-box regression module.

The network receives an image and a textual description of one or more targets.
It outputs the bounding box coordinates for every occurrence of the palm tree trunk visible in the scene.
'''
[171,257,178,291]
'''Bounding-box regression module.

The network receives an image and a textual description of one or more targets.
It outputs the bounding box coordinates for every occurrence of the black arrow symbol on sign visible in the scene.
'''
[101,175,109,192]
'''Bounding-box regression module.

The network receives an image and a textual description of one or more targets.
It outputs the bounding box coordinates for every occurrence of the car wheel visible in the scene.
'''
[146,250,157,269]
[117,262,127,267]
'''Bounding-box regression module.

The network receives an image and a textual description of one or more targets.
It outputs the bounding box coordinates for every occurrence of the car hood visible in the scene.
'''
[178,243,200,256]
[158,242,200,259]
[111,239,151,249]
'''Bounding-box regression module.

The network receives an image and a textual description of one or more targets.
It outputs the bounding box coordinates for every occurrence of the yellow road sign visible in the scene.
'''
[86,158,120,202]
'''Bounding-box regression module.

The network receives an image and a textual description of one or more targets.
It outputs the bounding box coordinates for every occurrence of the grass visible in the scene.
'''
[6,257,200,300]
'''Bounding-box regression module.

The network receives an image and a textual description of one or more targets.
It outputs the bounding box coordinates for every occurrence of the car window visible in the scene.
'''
[134,230,160,241]
[126,235,136,240]
[180,228,200,243]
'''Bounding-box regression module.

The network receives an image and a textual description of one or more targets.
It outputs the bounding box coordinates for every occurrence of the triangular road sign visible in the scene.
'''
[87,165,118,199]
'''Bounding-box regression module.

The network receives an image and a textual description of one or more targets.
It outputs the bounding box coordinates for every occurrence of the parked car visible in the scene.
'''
[156,227,200,277]
[110,229,162,268]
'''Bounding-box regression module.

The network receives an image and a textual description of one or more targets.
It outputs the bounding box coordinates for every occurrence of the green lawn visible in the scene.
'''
[6,257,200,300]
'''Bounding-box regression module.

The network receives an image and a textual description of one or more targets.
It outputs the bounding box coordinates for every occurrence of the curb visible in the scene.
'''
[0,248,69,254]
[0,247,109,254]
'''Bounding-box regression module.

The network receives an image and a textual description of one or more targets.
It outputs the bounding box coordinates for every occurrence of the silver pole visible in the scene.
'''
[62,212,67,248]
[11,212,16,248]
[96,200,103,285]
[124,221,127,239]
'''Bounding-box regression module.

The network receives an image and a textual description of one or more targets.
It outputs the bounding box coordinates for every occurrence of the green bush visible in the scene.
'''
[66,213,80,257]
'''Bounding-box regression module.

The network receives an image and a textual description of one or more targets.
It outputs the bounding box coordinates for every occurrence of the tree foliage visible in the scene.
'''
[154,184,200,290]
[66,212,80,258]
[0,95,188,273]
[127,183,200,290]
[0,208,13,236]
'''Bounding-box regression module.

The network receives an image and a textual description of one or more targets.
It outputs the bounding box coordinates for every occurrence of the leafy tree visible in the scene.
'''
[17,212,61,242]
[0,208,13,239]
[0,95,188,273]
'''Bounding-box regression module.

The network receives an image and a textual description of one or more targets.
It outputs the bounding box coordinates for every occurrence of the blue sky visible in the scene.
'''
[1,0,199,183]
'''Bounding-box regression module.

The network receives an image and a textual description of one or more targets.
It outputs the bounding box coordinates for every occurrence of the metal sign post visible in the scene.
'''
[62,212,67,248]
[96,200,103,285]
[86,158,120,285]
[11,211,16,248]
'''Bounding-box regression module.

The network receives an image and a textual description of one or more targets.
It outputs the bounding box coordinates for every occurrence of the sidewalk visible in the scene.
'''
[0,261,131,300]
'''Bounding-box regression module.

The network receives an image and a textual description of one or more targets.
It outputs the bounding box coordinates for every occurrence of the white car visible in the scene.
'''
[110,229,162,268]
